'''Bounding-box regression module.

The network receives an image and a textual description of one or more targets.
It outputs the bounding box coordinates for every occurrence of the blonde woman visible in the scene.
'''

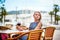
[21,11,42,40]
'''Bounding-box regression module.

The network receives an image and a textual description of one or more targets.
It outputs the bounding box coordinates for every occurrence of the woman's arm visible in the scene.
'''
[34,22,42,30]
[16,26,23,31]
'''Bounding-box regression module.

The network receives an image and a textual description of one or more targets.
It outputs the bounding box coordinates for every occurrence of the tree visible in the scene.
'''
[53,4,59,24]
[1,7,7,23]
[0,7,3,22]
[0,0,6,23]
[56,15,60,25]
[49,11,54,24]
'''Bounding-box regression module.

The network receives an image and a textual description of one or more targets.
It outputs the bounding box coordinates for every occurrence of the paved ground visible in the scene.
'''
[53,30,60,40]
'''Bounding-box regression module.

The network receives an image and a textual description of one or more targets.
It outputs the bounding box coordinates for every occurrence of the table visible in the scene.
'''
[0,30,29,38]
[0,26,11,30]
[0,30,29,34]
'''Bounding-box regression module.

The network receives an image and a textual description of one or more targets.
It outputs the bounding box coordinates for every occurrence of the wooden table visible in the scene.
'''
[0,29,29,38]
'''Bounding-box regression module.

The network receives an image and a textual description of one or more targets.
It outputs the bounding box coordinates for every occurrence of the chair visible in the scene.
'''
[7,29,43,40]
[43,27,56,40]
[7,32,28,40]
[27,29,43,40]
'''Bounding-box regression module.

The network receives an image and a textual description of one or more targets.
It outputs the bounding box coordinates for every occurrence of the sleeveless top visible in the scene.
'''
[29,22,39,30]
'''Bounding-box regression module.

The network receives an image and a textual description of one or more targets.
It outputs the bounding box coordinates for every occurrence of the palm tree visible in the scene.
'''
[0,0,6,23]
[49,11,54,24]
[53,4,59,24]
[1,7,7,24]
[0,7,3,22]
[56,15,60,25]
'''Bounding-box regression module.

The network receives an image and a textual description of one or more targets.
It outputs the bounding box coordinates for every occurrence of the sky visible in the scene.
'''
[2,0,60,11]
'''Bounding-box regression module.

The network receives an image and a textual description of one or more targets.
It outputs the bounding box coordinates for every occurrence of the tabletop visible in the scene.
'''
[0,30,29,34]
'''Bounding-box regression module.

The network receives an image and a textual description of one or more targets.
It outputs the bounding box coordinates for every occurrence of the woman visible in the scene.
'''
[29,11,42,30]
[21,11,42,40]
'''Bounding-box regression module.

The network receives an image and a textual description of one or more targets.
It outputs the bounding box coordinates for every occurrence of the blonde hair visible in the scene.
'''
[34,11,41,20]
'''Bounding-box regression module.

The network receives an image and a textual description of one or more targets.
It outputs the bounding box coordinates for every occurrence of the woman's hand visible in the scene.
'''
[16,26,23,31]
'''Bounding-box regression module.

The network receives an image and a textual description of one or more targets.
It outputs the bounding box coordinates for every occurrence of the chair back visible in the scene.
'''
[28,29,43,40]
[45,27,56,37]
[44,27,56,40]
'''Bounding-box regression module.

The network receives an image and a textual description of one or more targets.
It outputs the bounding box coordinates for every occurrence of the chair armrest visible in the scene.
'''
[42,28,46,29]
[8,32,22,38]
[45,37,53,39]
[7,32,29,40]
[41,36,53,40]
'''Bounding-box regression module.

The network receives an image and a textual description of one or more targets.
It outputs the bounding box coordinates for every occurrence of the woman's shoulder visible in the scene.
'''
[39,21,42,24]
[30,22,35,24]
[38,21,42,25]
[31,22,39,24]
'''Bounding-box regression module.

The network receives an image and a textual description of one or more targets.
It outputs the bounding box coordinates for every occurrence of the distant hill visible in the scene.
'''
[8,11,17,14]
[7,10,47,15]
[7,10,33,15]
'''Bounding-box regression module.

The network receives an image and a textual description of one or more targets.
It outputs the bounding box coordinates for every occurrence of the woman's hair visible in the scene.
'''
[16,23,21,30]
[16,23,21,26]
[34,11,41,20]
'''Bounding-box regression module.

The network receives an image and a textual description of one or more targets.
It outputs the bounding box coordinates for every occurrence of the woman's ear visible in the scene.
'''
[33,14,35,17]
[33,15,34,17]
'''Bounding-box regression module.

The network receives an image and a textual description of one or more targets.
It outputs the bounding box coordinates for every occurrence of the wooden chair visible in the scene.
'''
[7,32,29,40]
[43,27,56,40]
[7,29,43,40]
[27,29,43,40]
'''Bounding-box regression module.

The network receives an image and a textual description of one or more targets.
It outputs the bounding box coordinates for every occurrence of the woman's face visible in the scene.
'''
[33,12,41,20]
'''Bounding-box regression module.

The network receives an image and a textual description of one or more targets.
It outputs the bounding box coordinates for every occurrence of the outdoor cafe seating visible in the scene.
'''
[0,26,56,40]
[43,27,56,40]
[7,29,43,40]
